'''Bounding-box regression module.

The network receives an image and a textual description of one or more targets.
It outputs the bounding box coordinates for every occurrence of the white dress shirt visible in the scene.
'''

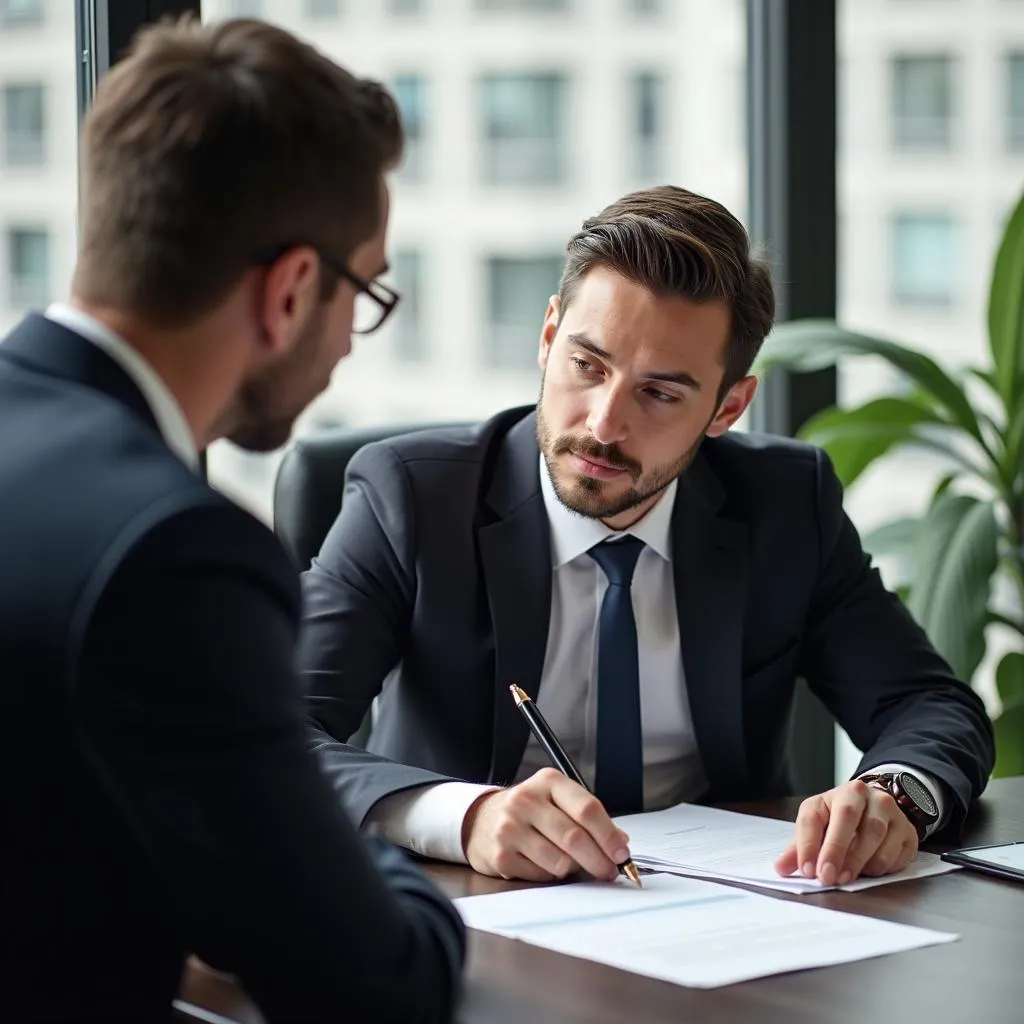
[44,303,198,471]
[367,453,947,862]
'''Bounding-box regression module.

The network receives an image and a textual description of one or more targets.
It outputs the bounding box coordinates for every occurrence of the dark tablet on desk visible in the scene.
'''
[941,842,1024,883]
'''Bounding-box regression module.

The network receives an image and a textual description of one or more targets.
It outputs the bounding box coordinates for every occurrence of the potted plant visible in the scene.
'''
[754,189,1024,777]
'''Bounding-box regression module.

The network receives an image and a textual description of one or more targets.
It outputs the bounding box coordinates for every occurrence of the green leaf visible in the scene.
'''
[861,516,922,560]
[932,473,958,501]
[993,699,1024,778]
[907,494,999,683]
[988,190,1024,411]
[798,396,948,488]
[756,320,984,443]
[1002,399,1024,482]
[996,650,1024,706]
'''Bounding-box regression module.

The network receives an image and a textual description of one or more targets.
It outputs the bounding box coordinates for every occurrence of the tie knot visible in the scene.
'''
[588,536,645,587]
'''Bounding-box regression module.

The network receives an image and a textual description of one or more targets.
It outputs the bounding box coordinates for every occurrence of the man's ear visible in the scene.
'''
[537,295,560,372]
[706,376,758,437]
[256,245,320,358]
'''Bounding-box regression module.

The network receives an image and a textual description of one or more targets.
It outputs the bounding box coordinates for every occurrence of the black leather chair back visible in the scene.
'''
[273,422,465,571]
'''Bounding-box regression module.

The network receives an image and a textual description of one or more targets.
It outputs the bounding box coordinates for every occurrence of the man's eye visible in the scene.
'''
[571,357,594,374]
[646,388,680,404]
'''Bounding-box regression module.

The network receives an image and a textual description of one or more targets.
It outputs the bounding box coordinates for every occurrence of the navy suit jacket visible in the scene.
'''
[300,407,994,835]
[1,314,464,1023]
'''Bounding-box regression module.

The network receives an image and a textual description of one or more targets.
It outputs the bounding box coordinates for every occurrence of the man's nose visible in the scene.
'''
[586,386,629,446]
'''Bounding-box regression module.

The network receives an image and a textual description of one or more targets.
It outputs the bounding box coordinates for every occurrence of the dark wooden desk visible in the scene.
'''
[178,776,1024,1024]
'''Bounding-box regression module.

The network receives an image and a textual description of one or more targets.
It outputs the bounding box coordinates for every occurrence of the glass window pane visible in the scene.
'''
[631,71,665,182]
[305,0,341,17]
[3,83,45,166]
[1009,52,1024,152]
[392,73,427,182]
[485,255,562,370]
[481,72,566,185]
[392,249,426,362]
[891,55,954,150]
[889,213,958,306]
[476,0,570,10]
[389,0,423,12]
[0,0,44,27]
[7,227,50,308]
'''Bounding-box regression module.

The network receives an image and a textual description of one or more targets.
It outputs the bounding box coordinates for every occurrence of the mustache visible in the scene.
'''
[552,434,642,480]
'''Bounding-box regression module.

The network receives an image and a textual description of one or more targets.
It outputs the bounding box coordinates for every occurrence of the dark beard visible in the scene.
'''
[535,380,709,521]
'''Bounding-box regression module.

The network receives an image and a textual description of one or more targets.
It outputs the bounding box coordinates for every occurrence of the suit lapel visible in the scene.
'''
[672,448,750,799]
[478,412,552,785]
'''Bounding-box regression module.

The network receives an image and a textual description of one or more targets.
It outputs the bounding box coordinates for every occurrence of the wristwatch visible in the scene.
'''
[859,771,939,842]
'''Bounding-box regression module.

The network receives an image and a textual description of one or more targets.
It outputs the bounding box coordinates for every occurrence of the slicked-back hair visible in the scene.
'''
[559,186,776,395]
[75,16,404,327]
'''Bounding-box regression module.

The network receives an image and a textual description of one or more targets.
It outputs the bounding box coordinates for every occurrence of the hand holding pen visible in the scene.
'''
[459,688,641,886]
[509,683,642,888]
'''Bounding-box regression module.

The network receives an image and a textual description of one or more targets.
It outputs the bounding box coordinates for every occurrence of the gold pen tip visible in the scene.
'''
[623,862,642,888]
[509,683,528,706]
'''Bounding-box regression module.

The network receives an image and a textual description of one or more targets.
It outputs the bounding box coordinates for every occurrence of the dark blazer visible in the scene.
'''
[300,406,994,837]
[1,314,464,1023]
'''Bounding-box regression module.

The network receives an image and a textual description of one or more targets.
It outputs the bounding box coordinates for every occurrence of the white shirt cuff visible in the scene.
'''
[858,762,947,837]
[363,781,499,864]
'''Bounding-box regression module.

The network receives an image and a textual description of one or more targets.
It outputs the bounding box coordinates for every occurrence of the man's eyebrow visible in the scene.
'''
[567,332,702,391]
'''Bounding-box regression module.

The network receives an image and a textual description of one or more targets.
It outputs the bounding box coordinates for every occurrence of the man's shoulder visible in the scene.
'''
[701,431,827,508]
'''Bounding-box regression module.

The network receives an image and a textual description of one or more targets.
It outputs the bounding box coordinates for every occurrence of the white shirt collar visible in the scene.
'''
[45,303,199,471]
[539,453,677,568]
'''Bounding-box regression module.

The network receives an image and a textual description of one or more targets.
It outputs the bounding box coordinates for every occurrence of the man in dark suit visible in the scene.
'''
[300,186,994,890]
[2,17,463,1024]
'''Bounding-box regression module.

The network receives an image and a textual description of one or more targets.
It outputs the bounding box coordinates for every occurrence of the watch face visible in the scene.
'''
[899,773,938,817]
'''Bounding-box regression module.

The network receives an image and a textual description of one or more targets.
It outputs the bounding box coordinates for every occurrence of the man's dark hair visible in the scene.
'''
[559,186,776,393]
[75,16,404,327]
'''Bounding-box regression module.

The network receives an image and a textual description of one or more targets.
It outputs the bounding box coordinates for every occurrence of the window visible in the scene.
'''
[0,0,44,26]
[1009,53,1024,152]
[3,83,45,167]
[476,0,569,10]
[485,255,562,370]
[891,55,955,150]
[889,213,958,307]
[392,250,426,362]
[7,228,50,308]
[392,74,427,183]
[227,0,263,15]
[480,72,567,185]
[628,0,661,13]
[389,0,423,12]
[631,71,665,181]
[304,0,340,16]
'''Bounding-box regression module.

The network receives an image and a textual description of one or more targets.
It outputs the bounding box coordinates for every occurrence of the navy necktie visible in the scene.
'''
[588,536,645,816]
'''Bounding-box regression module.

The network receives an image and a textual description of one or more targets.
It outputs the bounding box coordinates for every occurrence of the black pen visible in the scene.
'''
[509,683,642,888]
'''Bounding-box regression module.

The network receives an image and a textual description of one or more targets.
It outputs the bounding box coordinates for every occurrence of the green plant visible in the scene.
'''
[755,188,1024,778]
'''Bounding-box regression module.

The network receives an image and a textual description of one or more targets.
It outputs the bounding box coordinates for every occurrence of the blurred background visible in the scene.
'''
[2,0,1021,780]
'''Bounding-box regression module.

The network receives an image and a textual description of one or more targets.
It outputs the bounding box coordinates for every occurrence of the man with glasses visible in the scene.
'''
[1,16,463,1023]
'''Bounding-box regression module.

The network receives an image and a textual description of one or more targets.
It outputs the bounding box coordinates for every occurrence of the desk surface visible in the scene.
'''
[179,776,1024,1024]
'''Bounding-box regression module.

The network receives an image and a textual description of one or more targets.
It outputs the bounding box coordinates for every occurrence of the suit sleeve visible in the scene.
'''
[76,500,465,1024]
[298,443,459,824]
[797,449,995,835]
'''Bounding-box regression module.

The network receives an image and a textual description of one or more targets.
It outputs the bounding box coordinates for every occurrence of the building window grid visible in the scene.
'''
[0,0,45,27]
[2,83,45,167]
[1009,52,1024,153]
[392,73,427,183]
[631,70,665,181]
[889,212,958,309]
[484,255,563,370]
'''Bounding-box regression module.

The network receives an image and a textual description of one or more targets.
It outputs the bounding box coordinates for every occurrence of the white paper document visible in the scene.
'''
[456,872,958,989]
[615,802,960,893]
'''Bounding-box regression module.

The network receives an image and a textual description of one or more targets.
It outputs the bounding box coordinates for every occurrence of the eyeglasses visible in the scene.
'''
[252,245,401,336]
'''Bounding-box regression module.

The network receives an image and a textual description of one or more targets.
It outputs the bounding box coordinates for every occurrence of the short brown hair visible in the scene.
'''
[75,16,403,327]
[559,186,776,393]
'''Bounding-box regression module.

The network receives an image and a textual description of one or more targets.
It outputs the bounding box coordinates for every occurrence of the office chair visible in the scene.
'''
[272,421,467,745]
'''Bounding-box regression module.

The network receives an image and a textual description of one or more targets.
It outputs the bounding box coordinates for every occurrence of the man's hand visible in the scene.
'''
[461,768,632,883]
[774,779,918,886]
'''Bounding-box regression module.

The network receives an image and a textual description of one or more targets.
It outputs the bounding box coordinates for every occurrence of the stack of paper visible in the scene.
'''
[614,803,959,893]
[456,873,958,988]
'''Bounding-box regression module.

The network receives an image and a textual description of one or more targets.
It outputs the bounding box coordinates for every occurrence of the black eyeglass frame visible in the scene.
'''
[252,244,400,335]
